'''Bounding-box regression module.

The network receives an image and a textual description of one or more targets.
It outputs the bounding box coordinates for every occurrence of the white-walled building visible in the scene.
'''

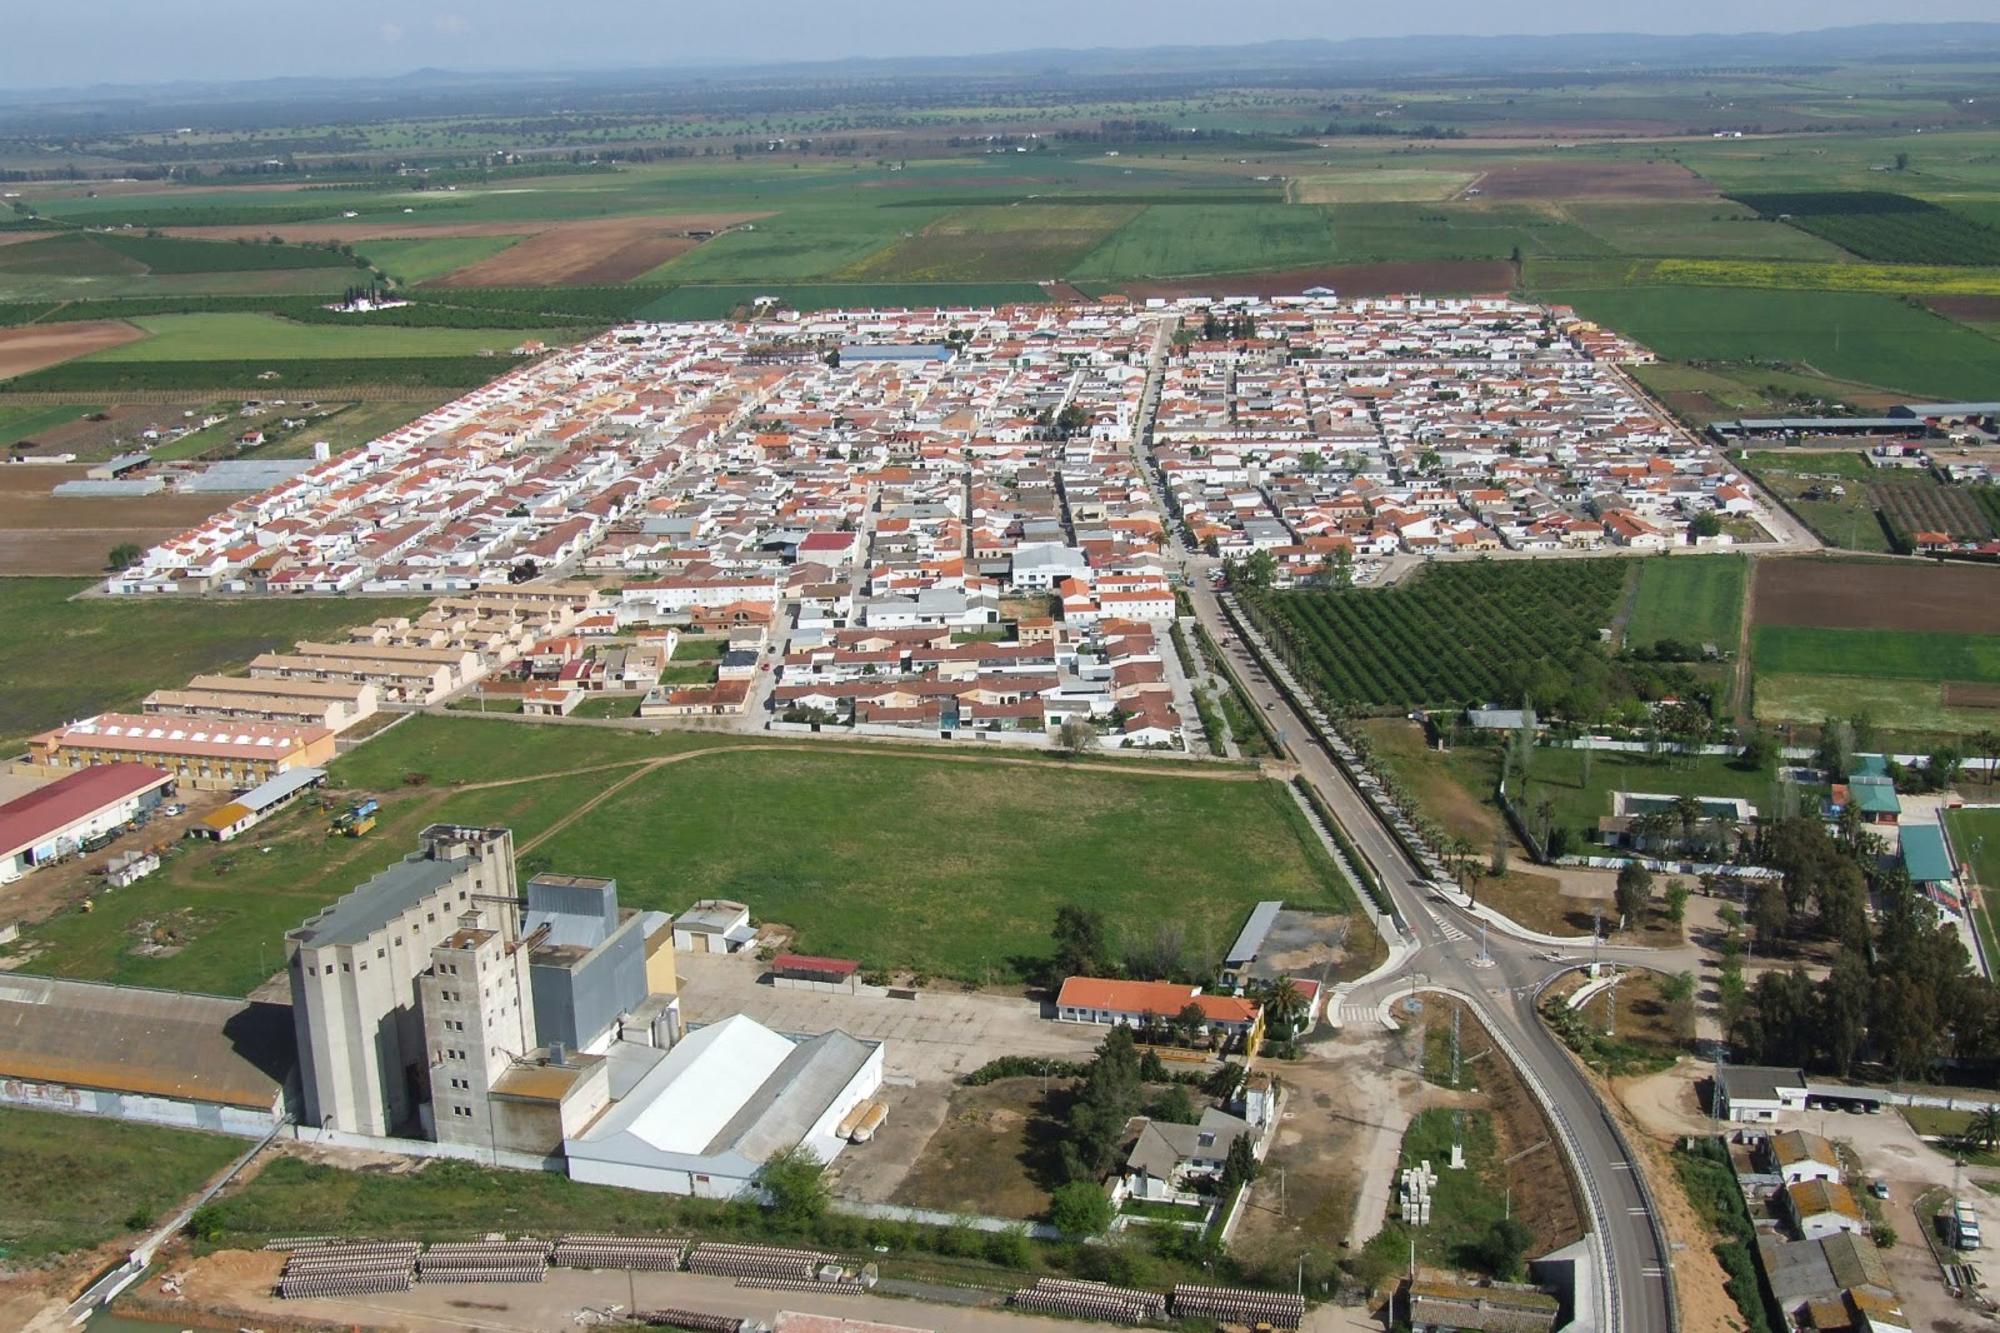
[564,1013,883,1198]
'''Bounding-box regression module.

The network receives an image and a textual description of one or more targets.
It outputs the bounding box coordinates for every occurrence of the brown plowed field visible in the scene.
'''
[1754,556,2000,634]
[1469,160,1715,200]
[0,464,232,575]
[165,211,766,251]
[1932,295,2000,321]
[1103,259,1515,300]
[0,231,58,247]
[0,320,144,379]
[1943,682,2000,709]
[428,215,759,286]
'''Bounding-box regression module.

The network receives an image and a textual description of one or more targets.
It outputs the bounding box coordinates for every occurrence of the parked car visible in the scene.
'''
[1870,1179,1891,1199]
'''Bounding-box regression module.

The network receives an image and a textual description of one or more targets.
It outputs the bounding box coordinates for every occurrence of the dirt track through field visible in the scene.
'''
[424,215,763,286]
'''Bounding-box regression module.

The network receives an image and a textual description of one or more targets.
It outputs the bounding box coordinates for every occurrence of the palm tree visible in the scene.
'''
[1671,794,1704,855]
[1966,1106,2000,1154]
[1259,976,1310,1039]
[1448,835,1475,889]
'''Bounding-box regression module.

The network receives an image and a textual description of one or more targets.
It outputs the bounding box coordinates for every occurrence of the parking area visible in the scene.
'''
[673,950,1102,1083]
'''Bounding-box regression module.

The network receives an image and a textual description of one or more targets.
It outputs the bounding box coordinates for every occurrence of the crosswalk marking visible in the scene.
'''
[1611,1161,1634,1171]
[1338,1005,1385,1029]
[1627,1207,1650,1216]
[1642,1266,1666,1278]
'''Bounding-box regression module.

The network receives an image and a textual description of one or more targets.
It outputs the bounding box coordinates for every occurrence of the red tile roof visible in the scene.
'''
[0,763,173,858]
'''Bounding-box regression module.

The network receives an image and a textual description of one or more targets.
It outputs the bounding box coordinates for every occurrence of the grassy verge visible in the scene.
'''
[0,1106,244,1261]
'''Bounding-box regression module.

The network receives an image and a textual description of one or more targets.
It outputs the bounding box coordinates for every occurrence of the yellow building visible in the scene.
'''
[26,713,336,792]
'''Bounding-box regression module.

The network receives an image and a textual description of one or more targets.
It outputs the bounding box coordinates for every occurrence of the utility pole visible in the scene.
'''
[1450,1004,1462,1090]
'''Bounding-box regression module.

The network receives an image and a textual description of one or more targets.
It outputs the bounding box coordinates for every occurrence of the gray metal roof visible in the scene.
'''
[288,853,461,949]
[710,1029,876,1161]
[181,459,313,493]
[525,874,617,951]
[1225,901,1284,967]
[1894,402,2000,417]
[0,973,291,1110]
[1718,1064,1806,1103]
[52,479,165,497]
[235,766,325,812]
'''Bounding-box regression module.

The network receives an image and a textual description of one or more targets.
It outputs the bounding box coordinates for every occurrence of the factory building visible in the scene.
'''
[0,763,174,884]
[286,824,518,1136]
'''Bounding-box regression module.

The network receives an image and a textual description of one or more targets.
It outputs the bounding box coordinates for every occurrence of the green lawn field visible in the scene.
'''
[1517,746,1791,843]
[1537,286,2000,401]
[1752,625,2000,683]
[529,747,1360,983]
[356,235,525,285]
[11,713,1366,992]
[86,312,567,361]
[0,1107,244,1259]
[1944,808,2000,970]
[0,578,427,748]
[1624,555,1748,650]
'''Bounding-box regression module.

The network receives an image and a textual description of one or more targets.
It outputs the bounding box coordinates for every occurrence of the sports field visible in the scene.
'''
[1623,555,1747,650]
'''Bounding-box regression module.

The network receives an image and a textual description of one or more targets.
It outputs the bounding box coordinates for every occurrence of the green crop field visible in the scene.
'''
[631,281,1050,321]
[1731,191,2000,265]
[1539,286,2000,401]
[1557,201,1851,259]
[4,355,535,392]
[1069,204,1338,279]
[85,312,567,360]
[1624,555,1747,651]
[0,578,427,748]
[1260,561,1631,710]
[650,206,945,283]
[356,235,525,285]
[0,1107,244,1260]
[1325,201,1609,262]
[91,232,363,273]
[0,402,100,446]
[1752,625,2000,683]
[843,203,1140,280]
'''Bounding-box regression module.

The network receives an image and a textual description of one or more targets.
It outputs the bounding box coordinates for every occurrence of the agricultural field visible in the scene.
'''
[1752,672,2000,742]
[354,234,524,285]
[84,312,565,361]
[1752,556,2000,635]
[843,203,1141,281]
[1731,191,2000,265]
[1540,287,2000,402]
[1260,560,1631,711]
[0,578,427,748]
[1623,555,1747,651]
[0,401,103,447]
[0,1107,244,1260]
[0,231,368,302]
[1556,201,1850,259]
[1289,168,1478,203]
[1647,258,2000,297]
[1068,205,1339,280]
[1870,475,1994,546]
[1752,626,2000,684]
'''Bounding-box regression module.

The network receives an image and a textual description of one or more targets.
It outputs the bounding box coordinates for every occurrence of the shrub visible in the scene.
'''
[1048,1182,1114,1240]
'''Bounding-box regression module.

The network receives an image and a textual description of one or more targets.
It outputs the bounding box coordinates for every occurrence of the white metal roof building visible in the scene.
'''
[564,1013,882,1198]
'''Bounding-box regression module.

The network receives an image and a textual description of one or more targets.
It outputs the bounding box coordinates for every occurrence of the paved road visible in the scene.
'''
[1125,331,1675,1333]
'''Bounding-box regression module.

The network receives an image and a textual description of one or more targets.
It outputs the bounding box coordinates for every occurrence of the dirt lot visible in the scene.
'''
[1468,160,1716,200]
[0,463,232,574]
[0,320,144,379]
[888,1075,1066,1221]
[1105,260,1515,300]
[1754,556,2000,634]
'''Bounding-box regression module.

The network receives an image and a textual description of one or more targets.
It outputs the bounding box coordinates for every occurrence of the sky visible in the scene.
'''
[6,1,2000,89]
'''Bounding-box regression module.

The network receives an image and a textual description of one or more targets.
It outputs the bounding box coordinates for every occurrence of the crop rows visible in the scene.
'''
[1730,191,2000,265]
[1262,560,1628,709]
[1870,478,1994,547]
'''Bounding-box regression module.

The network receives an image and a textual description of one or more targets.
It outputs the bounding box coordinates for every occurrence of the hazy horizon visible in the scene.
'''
[7,4,2000,91]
